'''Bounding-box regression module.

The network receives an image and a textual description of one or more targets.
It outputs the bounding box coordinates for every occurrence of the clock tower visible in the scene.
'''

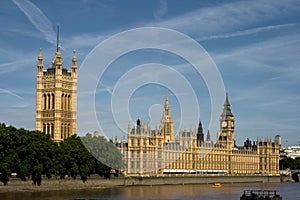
[160,94,175,143]
[218,93,235,149]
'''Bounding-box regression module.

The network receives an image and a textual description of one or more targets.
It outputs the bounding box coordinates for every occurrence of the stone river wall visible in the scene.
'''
[0,175,280,193]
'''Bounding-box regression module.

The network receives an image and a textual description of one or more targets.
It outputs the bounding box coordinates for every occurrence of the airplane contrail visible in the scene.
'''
[12,0,56,46]
[0,88,24,100]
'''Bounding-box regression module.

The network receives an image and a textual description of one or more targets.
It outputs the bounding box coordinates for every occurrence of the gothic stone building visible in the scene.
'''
[35,47,77,142]
[118,94,280,176]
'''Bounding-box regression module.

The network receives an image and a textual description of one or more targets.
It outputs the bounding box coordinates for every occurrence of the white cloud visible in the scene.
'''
[198,23,296,41]
[212,33,300,74]
[0,59,34,75]
[150,0,300,37]
[153,0,168,19]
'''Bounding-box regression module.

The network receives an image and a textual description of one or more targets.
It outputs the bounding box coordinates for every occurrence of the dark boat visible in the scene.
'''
[240,190,282,200]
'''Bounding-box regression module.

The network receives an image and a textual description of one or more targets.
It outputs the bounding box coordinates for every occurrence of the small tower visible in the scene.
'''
[196,121,204,146]
[217,93,235,149]
[160,94,174,143]
[35,27,77,142]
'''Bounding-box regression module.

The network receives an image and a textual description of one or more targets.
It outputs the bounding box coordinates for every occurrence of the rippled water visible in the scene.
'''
[1,182,299,200]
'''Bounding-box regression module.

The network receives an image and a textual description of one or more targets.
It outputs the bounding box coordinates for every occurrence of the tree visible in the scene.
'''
[57,135,95,182]
[0,124,57,186]
[81,134,124,179]
[0,124,20,185]
[0,123,121,185]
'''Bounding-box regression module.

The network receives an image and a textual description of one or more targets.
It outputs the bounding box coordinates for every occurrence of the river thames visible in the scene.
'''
[1,182,299,200]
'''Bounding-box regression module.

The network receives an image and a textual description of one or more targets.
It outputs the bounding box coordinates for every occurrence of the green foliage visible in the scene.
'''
[81,135,123,171]
[0,123,119,186]
[280,157,300,170]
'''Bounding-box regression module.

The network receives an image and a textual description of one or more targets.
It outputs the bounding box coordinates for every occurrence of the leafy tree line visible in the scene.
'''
[0,123,122,186]
[279,157,300,170]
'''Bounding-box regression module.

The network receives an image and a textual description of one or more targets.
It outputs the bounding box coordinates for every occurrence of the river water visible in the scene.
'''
[1,182,299,200]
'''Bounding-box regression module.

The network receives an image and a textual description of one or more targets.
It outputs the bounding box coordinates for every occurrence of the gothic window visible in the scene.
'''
[61,123,63,139]
[137,139,140,146]
[43,123,46,133]
[43,94,46,110]
[61,94,64,109]
[51,123,54,139]
[67,124,70,138]
[52,93,55,109]
[64,94,67,110]
[47,93,50,109]
[68,95,71,110]
[131,139,134,146]
[47,123,50,134]
[64,123,67,139]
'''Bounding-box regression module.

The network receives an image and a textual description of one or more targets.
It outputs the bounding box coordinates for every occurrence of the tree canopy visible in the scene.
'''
[0,123,120,186]
[280,157,300,170]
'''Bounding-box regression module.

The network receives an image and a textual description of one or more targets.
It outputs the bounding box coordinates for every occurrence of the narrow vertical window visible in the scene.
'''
[68,95,71,110]
[47,93,50,109]
[43,94,46,110]
[51,123,54,139]
[61,94,64,109]
[52,94,55,109]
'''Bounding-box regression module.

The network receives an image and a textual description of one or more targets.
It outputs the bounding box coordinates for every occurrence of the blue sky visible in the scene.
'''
[0,0,299,146]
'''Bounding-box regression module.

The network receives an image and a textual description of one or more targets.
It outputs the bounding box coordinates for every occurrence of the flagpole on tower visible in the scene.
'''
[56,24,60,52]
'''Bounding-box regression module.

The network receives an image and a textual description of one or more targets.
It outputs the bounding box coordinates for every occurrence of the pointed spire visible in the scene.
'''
[206,130,211,141]
[197,121,203,133]
[72,49,77,67]
[163,93,170,116]
[165,93,169,106]
[222,92,233,116]
[197,121,204,146]
[72,49,77,61]
[137,117,141,126]
[224,92,230,107]
[38,48,43,59]
[37,48,44,67]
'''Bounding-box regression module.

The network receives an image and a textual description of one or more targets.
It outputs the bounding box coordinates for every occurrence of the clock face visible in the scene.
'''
[231,121,234,127]
[222,121,227,128]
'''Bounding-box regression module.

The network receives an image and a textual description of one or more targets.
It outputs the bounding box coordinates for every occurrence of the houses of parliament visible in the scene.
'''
[35,36,280,175]
[118,94,280,176]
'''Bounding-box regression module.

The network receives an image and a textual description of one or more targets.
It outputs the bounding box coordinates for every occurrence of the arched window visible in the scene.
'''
[61,94,64,109]
[43,94,46,110]
[61,123,63,139]
[68,95,71,110]
[43,123,46,133]
[67,124,70,138]
[47,93,50,109]
[47,123,50,134]
[51,123,54,139]
[64,94,67,110]
[52,93,55,109]
[64,123,67,139]
[63,94,66,110]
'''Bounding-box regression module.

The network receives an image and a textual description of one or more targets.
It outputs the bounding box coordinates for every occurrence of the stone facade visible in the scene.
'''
[35,47,77,142]
[118,94,280,176]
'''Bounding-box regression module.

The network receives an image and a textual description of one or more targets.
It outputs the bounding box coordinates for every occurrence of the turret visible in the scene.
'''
[164,94,170,116]
[206,130,211,141]
[196,121,204,146]
[54,46,63,73]
[37,48,44,73]
[71,50,78,77]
